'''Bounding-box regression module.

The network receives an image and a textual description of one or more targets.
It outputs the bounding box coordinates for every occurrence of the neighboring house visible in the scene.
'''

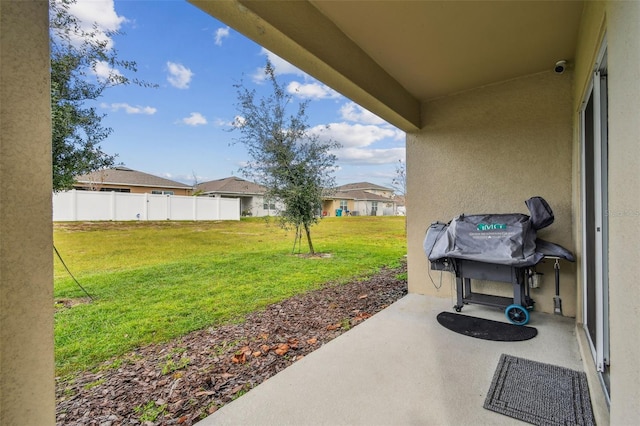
[323,182,397,216]
[195,176,278,217]
[393,195,406,216]
[335,182,394,199]
[3,2,639,424]
[73,166,192,196]
[323,183,397,216]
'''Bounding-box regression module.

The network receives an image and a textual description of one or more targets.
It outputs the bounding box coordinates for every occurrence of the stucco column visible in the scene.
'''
[607,1,640,422]
[0,1,55,424]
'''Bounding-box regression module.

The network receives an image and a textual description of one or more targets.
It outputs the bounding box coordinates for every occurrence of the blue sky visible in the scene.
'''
[68,0,405,187]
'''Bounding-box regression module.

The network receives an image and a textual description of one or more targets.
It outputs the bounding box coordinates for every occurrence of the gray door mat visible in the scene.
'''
[484,354,596,425]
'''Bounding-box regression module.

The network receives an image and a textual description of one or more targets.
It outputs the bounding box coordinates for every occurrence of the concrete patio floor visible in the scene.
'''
[197,293,608,425]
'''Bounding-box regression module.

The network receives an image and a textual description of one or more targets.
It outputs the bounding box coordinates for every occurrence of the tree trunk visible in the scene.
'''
[303,222,315,255]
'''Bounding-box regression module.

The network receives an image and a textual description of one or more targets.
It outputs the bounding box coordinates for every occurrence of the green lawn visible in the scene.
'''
[54,217,406,375]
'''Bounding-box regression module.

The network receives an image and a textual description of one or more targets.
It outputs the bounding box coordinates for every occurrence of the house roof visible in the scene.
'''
[328,190,395,203]
[196,177,266,195]
[192,1,584,132]
[336,182,393,193]
[75,166,191,189]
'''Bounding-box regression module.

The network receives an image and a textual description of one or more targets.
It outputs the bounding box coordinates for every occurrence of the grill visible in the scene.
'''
[423,197,574,325]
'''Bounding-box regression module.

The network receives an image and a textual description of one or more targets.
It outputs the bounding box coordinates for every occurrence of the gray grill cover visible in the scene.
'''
[425,213,543,267]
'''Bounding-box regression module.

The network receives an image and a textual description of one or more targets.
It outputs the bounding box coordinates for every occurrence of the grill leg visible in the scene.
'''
[553,258,563,315]
[513,275,523,307]
[454,275,464,312]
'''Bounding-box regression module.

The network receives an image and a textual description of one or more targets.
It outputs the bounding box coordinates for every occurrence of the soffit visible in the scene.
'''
[309,0,584,101]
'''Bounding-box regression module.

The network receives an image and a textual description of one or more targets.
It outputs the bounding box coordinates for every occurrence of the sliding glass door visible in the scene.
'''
[581,42,610,398]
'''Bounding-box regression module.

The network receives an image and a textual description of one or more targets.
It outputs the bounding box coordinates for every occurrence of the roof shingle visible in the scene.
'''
[75,167,191,189]
[336,182,393,192]
[196,177,266,195]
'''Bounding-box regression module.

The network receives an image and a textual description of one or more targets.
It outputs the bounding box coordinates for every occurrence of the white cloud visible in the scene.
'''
[252,48,307,83]
[310,122,398,149]
[250,68,269,84]
[93,60,123,81]
[166,62,194,89]
[214,117,241,128]
[286,81,340,100]
[340,102,386,125]
[63,0,127,50]
[232,115,246,128]
[102,103,157,115]
[215,26,230,46]
[336,147,406,165]
[181,112,207,126]
[262,49,305,76]
[308,121,406,166]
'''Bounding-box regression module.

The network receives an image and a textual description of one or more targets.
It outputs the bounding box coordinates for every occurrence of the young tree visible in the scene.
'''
[391,159,406,200]
[50,0,153,191]
[232,61,340,254]
[391,159,407,226]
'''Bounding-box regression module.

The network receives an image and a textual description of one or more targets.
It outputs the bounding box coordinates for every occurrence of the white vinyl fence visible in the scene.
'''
[53,190,240,221]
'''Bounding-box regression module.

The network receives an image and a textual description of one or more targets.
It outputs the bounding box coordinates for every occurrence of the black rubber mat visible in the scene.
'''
[436,311,537,341]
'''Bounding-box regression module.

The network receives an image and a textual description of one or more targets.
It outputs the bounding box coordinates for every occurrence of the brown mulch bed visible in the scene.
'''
[56,262,408,426]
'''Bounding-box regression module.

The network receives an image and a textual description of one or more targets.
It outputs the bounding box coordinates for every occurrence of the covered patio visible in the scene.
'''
[198,294,605,425]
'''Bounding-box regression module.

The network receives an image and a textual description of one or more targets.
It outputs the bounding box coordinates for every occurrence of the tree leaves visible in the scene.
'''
[232,59,341,254]
[49,0,156,191]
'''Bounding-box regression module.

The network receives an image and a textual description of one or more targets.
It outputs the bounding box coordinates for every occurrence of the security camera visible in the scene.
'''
[554,60,567,74]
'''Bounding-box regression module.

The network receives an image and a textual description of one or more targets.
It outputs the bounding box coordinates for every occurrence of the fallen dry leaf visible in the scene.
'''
[231,352,246,364]
[353,312,372,322]
[274,343,290,356]
[252,351,262,357]
[306,338,318,345]
[259,333,269,340]
[358,294,368,299]
[326,323,340,331]
[230,384,244,394]
[260,344,270,353]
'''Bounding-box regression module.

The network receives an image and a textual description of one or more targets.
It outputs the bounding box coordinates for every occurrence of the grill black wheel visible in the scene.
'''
[505,304,529,325]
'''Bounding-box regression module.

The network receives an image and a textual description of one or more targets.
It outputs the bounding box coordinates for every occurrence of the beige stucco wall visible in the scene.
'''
[571,0,640,422]
[0,1,55,424]
[407,71,575,316]
[607,2,640,420]
[322,199,353,216]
